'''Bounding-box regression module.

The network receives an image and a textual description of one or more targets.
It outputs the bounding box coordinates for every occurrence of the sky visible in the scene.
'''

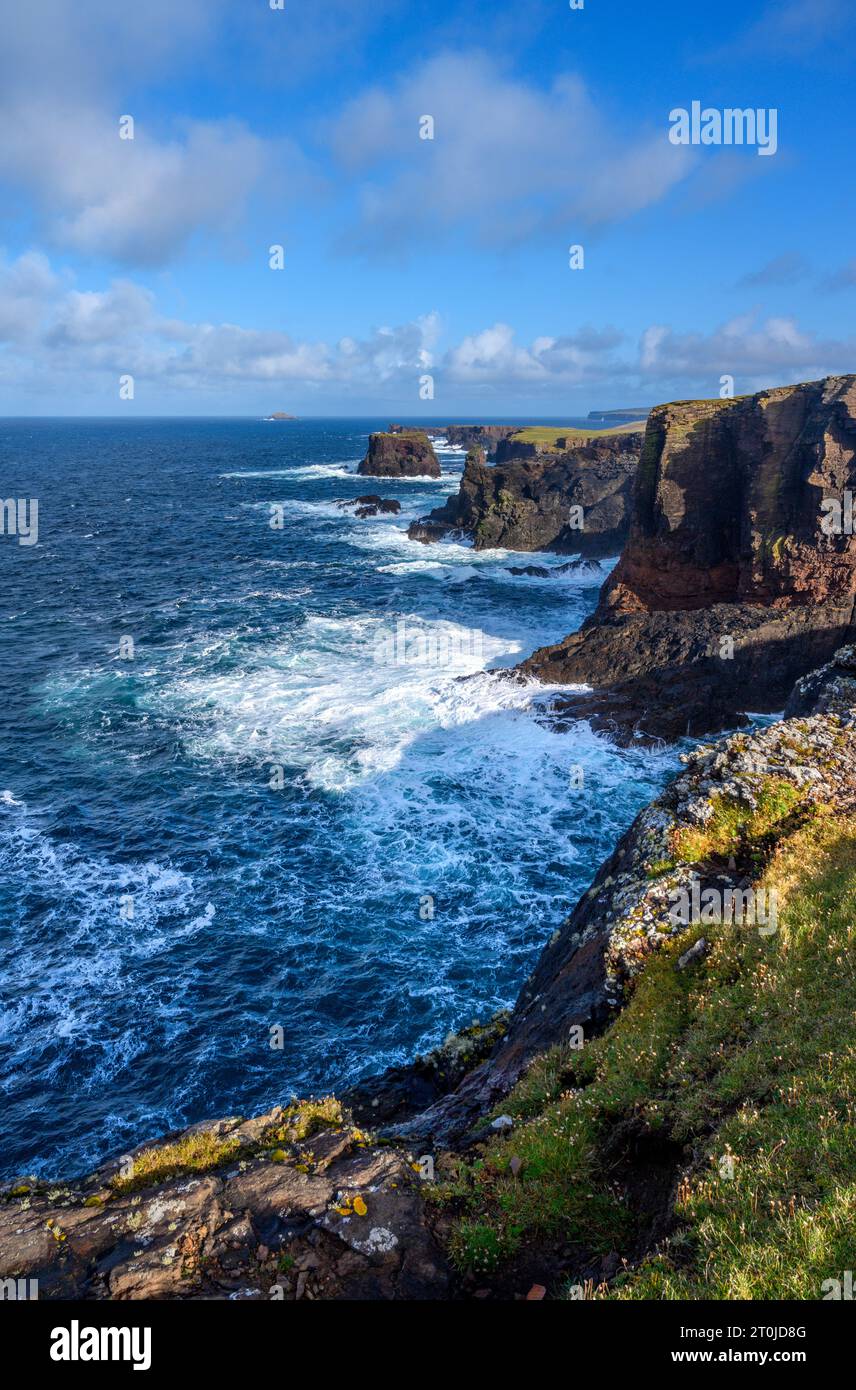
[0,0,854,417]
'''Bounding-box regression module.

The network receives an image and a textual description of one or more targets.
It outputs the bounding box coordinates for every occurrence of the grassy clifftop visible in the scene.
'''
[432,802,855,1300]
[509,421,644,450]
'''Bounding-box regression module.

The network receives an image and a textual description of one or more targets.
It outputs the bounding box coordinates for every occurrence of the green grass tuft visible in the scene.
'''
[111,1130,242,1195]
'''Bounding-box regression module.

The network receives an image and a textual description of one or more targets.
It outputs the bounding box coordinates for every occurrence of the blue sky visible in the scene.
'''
[0,0,854,415]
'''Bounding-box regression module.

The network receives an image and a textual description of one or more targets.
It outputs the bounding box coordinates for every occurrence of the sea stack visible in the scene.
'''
[358,431,440,478]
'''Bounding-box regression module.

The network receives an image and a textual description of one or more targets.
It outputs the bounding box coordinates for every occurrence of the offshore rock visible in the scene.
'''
[358,431,440,478]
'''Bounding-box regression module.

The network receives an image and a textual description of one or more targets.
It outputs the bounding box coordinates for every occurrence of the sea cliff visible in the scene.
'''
[408,432,642,556]
[4,380,855,1302]
[520,376,856,739]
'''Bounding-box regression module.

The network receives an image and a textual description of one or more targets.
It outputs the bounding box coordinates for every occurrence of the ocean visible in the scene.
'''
[0,417,678,1180]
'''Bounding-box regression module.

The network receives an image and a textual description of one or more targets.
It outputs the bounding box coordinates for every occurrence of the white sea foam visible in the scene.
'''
[144,611,537,790]
[0,800,207,1064]
[220,460,361,480]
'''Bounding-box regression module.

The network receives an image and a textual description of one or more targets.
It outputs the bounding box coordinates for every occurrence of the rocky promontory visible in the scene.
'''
[358,431,440,478]
[519,376,856,740]
[408,434,642,556]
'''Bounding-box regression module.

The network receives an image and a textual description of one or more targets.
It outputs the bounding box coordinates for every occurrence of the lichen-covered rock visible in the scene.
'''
[358,432,439,478]
[0,1105,449,1301]
[784,642,856,717]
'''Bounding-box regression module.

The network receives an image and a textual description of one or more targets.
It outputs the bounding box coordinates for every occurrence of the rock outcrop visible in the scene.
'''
[407,435,642,556]
[358,432,440,478]
[0,1100,449,1301]
[336,495,401,519]
[519,377,856,739]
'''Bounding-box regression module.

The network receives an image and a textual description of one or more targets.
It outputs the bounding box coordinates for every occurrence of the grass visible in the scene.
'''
[261,1096,343,1145]
[108,1097,346,1195]
[612,814,856,1298]
[443,811,856,1299]
[111,1130,242,1195]
[509,422,645,450]
[671,776,804,865]
[443,931,697,1275]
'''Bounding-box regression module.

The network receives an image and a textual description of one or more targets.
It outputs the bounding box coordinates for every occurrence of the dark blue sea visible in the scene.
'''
[0,418,677,1180]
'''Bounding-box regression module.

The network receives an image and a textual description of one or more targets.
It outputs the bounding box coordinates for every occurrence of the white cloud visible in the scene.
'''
[327,52,695,255]
[1,254,853,408]
[444,315,856,400]
[0,2,293,267]
[635,314,847,385]
[0,97,278,267]
[0,252,61,342]
[0,254,439,397]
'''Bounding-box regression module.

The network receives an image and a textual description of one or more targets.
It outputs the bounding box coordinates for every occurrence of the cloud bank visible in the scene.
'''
[1,253,853,410]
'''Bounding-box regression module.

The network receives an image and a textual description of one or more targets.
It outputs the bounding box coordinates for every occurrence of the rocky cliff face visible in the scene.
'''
[358,431,440,478]
[443,425,518,455]
[408,435,641,556]
[519,377,856,739]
